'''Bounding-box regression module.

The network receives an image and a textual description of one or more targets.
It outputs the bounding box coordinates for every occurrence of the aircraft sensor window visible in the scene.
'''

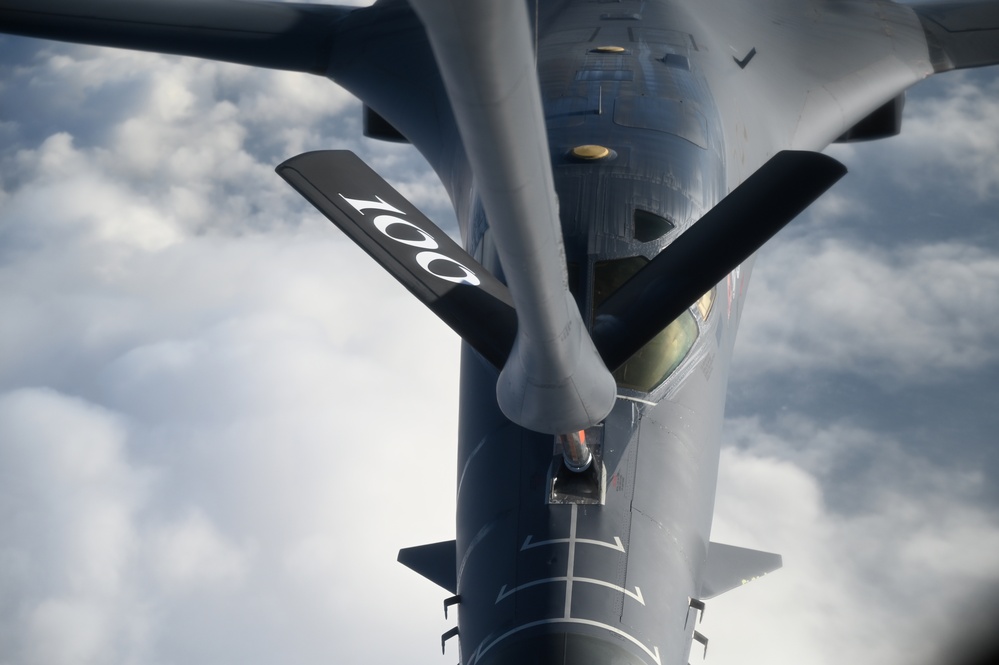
[633,209,675,242]
[696,288,715,320]
[594,258,699,392]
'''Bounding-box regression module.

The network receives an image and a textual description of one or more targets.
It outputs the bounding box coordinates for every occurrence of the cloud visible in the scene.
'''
[894,71,999,201]
[0,218,461,663]
[6,132,184,251]
[0,389,149,664]
[736,237,999,381]
[147,509,250,589]
[1,14,997,665]
[827,69,999,204]
[734,66,999,386]
[718,66,999,664]
[705,417,999,665]
[0,33,460,665]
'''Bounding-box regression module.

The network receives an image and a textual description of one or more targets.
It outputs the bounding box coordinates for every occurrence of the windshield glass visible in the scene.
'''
[593,257,699,392]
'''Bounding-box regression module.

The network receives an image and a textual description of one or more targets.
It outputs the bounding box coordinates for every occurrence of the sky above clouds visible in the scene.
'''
[1,5,998,665]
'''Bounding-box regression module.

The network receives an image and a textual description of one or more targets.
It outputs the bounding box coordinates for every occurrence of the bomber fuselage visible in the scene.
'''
[451,3,747,663]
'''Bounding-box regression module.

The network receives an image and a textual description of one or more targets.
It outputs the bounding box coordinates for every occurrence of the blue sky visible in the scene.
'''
[1,6,998,665]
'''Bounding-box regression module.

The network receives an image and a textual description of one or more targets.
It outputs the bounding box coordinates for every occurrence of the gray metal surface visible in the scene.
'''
[408,0,616,436]
[912,0,999,71]
[3,0,999,663]
[591,151,846,371]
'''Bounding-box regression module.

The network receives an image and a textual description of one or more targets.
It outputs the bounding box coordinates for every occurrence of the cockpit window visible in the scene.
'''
[633,209,675,242]
[593,256,648,307]
[594,257,699,393]
[613,314,698,392]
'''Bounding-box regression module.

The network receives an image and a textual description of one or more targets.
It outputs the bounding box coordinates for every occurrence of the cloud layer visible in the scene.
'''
[711,66,999,665]
[1,20,997,665]
[1,36,460,664]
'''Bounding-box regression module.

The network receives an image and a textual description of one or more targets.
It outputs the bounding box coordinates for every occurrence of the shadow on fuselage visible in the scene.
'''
[477,631,653,665]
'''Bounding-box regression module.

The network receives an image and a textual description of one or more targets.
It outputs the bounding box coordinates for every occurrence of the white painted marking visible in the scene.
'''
[495,578,645,605]
[372,214,438,249]
[414,250,481,285]
[616,393,657,406]
[337,193,481,285]
[468,618,662,665]
[485,508,656,665]
[494,578,562,603]
[564,504,578,618]
[457,520,495,587]
[501,507,644,612]
[577,579,644,604]
[521,534,625,552]
[456,434,489,501]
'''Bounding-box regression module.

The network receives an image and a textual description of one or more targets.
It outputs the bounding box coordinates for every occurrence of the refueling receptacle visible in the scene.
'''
[550,426,605,505]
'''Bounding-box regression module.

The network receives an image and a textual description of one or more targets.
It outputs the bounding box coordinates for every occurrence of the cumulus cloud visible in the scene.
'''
[893,72,999,201]
[737,237,999,380]
[735,63,999,387]
[0,206,459,663]
[0,33,458,665]
[0,14,997,665]
[826,69,999,204]
[718,63,999,665]
[147,508,250,589]
[706,417,999,665]
[0,389,149,664]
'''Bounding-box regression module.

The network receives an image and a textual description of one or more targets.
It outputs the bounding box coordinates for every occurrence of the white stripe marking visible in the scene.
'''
[469,618,662,665]
[564,504,578,617]
[616,393,658,406]
[521,535,625,552]
[495,578,644,605]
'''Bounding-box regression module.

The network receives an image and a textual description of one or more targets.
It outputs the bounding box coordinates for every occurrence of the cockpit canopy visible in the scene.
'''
[594,257,712,393]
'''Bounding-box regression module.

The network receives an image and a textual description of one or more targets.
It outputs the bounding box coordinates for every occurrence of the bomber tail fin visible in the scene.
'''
[398,540,457,594]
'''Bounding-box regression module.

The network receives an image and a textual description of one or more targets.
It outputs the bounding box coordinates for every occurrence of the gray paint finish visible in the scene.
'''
[1,0,997,664]
[408,0,617,435]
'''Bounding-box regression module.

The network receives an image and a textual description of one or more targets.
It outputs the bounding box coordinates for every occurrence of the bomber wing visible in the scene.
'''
[5,0,997,192]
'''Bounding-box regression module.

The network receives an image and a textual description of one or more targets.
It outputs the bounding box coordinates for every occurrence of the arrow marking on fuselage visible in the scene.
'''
[495,578,645,605]
[500,505,643,608]
[564,504,578,618]
[520,534,625,552]
[484,505,660,665]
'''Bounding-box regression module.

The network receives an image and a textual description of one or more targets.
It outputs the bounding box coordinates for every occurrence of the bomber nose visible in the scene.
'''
[477,631,654,665]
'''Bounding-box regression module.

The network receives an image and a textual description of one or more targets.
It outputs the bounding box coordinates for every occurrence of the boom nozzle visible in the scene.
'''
[558,430,593,473]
